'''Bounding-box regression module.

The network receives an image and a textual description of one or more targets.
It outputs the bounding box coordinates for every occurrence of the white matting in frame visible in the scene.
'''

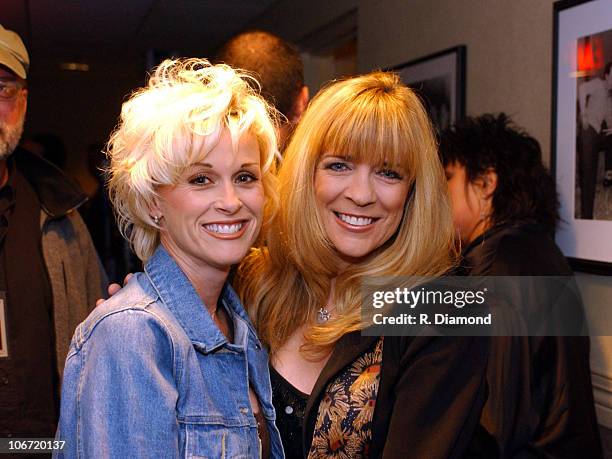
[553,0,612,273]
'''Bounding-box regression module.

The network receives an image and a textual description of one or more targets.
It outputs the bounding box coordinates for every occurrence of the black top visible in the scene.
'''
[0,158,57,438]
[459,220,570,277]
[304,333,489,458]
[269,335,488,458]
[461,221,603,458]
[270,365,309,459]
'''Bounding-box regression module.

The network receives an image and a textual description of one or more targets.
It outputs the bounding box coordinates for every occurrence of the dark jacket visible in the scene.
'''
[460,221,602,458]
[14,148,108,377]
[303,333,490,458]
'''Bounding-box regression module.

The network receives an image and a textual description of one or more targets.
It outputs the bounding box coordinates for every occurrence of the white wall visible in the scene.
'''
[578,274,612,428]
[359,0,554,160]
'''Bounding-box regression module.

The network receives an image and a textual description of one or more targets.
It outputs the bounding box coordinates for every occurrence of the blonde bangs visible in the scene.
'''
[238,71,456,358]
[319,86,434,187]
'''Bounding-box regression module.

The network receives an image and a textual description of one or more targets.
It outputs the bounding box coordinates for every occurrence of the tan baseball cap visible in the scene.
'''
[0,24,29,79]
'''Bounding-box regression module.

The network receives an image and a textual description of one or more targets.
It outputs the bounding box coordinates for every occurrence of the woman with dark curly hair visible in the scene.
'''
[439,113,603,458]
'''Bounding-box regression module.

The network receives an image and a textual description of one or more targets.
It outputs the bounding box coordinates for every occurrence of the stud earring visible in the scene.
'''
[152,215,161,224]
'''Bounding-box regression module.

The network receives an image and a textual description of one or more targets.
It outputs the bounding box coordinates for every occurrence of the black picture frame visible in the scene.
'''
[387,46,466,133]
[552,0,612,275]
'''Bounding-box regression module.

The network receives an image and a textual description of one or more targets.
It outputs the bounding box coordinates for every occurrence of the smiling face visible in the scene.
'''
[152,130,264,274]
[314,153,411,264]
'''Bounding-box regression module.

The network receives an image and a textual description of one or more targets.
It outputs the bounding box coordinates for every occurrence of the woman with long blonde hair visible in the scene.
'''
[238,72,489,458]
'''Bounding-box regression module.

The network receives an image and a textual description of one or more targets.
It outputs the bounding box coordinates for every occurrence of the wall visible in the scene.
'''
[253,0,358,95]
[253,0,357,44]
[358,0,612,435]
[359,0,554,158]
[578,274,612,428]
[24,57,145,195]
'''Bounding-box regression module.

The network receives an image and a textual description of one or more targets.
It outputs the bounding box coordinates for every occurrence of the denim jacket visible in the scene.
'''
[55,246,284,458]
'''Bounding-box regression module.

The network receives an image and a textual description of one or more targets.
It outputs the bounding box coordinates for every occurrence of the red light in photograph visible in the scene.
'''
[577,36,604,74]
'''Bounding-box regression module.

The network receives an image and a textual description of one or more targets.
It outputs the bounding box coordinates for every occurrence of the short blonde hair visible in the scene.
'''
[107,58,279,261]
[238,71,456,355]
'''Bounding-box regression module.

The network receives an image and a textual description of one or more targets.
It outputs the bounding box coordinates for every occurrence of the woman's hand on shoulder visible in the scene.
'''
[95,273,133,306]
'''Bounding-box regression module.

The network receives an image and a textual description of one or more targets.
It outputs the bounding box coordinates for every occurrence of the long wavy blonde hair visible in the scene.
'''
[237,71,455,357]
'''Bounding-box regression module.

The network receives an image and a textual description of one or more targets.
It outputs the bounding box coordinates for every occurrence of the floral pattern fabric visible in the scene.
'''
[307,338,383,459]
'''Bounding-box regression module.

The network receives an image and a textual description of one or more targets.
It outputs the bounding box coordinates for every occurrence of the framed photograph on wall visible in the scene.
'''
[388,46,466,134]
[552,0,612,275]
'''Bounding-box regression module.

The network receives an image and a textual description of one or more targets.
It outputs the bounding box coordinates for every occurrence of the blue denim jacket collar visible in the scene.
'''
[57,243,285,458]
[144,245,251,354]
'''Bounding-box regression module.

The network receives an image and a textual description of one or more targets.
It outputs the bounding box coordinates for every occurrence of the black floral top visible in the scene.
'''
[307,338,383,459]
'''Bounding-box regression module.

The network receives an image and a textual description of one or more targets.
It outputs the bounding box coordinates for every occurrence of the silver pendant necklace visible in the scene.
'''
[317,307,331,323]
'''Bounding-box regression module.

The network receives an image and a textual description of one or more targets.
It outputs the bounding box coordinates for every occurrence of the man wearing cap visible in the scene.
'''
[0,24,106,440]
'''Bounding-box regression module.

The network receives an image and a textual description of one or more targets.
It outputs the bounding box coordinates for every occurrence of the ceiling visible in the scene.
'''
[0,0,280,62]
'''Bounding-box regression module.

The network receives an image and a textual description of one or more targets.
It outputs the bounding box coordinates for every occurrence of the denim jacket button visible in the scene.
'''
[239,407,249,414]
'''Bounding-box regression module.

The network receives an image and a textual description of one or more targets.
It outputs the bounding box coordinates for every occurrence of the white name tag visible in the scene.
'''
[0,292,8,358]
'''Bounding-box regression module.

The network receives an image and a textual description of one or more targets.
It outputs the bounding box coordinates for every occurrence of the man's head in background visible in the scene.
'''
[216,30,309,148]
[0,24,28,161]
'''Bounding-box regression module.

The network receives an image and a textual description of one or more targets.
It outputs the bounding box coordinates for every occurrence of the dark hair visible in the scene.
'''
[604,61,612,78]
[215,30,304,119]
[439,113,559,232]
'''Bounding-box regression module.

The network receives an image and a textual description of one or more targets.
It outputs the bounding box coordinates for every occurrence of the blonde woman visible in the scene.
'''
[237,72,489,458]
[55,59,284,458]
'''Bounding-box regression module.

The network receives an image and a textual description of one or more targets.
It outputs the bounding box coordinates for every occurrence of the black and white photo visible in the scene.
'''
[553,0,612,274]
[389,46,465,134]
